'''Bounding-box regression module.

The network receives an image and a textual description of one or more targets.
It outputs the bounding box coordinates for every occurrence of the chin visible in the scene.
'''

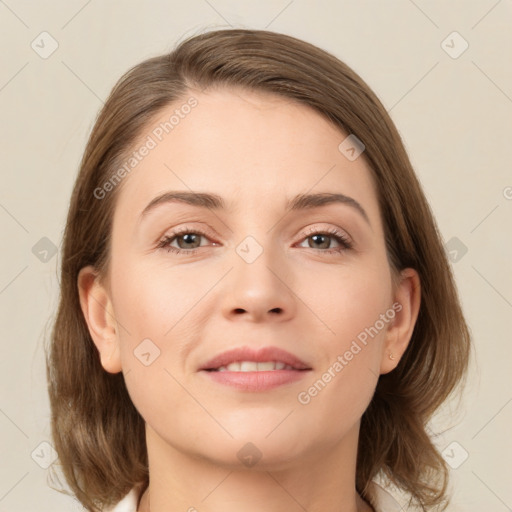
[199,439,308,472]
[190,422,312,469]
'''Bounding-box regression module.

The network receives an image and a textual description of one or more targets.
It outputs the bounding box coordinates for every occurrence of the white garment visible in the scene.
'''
[107,485,141,512]
[108,481,402,512]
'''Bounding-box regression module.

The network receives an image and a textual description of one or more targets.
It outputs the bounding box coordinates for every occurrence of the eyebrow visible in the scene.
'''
[140,191,370,226]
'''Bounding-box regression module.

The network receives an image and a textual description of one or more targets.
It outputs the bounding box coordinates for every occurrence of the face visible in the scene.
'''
[84,87,414,470]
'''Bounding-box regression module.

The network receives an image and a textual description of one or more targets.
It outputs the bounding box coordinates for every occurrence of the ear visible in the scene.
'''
[380,268,421,374]
[77,266,122,374]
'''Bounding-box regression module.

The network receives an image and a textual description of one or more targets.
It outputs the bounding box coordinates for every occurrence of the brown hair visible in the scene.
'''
[46,28,470,511]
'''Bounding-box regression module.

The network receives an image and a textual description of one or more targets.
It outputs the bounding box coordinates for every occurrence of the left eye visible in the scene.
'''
[170,232,204,249]
[297,229,352,252]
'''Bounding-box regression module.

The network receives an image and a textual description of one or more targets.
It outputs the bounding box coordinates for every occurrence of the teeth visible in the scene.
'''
[257,361,275,371]
[240,361,258,372]
[216,361,294,372]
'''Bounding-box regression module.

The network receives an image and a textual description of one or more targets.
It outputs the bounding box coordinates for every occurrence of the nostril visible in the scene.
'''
[269,308,282,314]
[234,308,246,314]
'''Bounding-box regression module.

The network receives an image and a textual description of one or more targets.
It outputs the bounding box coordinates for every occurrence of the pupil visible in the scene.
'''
[180,233,200,248]
[311,234,329,249]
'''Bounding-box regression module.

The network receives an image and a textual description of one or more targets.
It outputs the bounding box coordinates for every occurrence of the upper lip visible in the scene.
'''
[199,346,312,371]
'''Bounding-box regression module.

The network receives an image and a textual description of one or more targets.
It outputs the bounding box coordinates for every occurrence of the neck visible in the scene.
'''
[137,424,373,512]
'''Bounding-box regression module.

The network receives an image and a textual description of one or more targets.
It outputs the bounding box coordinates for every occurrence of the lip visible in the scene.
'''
[199,346,312,392]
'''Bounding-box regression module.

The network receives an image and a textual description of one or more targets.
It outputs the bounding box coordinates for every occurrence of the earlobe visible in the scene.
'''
[380,268,421,374]
[77,266,122,374]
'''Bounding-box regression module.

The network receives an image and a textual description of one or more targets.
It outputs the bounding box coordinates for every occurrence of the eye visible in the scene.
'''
[297,227,353,254]
[156,226,352,256]
[157,227,217,255]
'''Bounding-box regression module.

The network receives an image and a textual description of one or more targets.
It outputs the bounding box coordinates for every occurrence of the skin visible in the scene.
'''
[78,87,420,512]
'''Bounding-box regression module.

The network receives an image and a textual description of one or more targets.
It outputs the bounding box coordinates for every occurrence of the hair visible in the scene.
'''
[46,28,471,511]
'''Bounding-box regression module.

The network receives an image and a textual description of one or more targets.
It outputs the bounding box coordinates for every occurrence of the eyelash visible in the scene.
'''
[156,226,353,256]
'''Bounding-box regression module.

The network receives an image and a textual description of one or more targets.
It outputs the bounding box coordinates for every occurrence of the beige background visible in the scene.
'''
[1,1,511,510]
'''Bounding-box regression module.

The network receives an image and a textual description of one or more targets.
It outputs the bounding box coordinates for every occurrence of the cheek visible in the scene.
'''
[294,262,391,417]
[302,259,393,348]
[108,256,214,425]
[110,253,207,343]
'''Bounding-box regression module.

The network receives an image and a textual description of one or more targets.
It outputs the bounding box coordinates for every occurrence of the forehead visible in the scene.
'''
[113,87,379,222]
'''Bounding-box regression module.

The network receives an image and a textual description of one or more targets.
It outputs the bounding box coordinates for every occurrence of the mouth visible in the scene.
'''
[208,361,303,372]
[199,346,312,391]
[199,346,312,372]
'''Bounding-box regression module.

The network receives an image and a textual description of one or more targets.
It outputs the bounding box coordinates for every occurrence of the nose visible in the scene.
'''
[221,243,297,323]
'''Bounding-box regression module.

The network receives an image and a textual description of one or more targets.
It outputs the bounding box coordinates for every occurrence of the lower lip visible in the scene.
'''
[201,369,311,391]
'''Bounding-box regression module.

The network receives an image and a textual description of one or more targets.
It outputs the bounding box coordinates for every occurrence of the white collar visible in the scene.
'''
[367,481,403,511]
[108,485,141,512]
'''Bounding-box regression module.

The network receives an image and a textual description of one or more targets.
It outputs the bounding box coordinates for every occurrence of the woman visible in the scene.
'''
[46,28,470,512]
